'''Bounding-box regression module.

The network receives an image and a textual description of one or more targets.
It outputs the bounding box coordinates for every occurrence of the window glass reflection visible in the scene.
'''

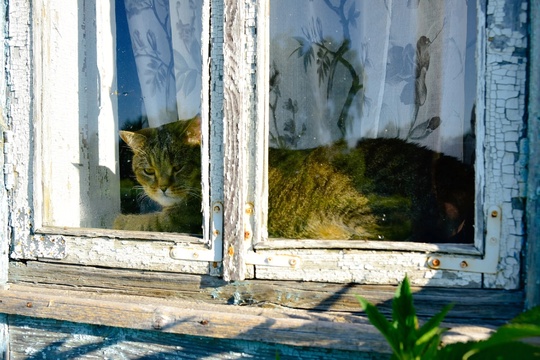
[115,0,203,234]
[268,0,476,243]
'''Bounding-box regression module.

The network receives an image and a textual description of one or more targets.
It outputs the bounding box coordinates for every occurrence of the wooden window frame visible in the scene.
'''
[0,0,538,354]
[6,0,223,275]
[222,0,528,291]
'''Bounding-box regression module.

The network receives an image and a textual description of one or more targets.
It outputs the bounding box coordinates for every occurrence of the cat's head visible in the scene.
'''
[120,115,202,207]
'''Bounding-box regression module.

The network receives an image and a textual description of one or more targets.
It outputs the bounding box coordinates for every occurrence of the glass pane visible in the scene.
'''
[41,0,203,234]
[115,0,203,234]
[268,0,476,243]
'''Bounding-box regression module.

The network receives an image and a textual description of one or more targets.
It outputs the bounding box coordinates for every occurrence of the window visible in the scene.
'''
[6,0,528,290]
[267,1,476,244]
[0,0,534,354]
[10,0,221,273]
[116,0,204,235]
[238,0,525,288]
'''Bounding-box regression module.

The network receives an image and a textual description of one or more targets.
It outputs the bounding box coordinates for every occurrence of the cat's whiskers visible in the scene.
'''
[135,188,151,203]
[186,187,202,199]
[170,184,202,199]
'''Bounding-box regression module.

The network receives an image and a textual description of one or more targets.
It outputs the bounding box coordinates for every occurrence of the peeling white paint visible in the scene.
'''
[482,0,529,290]
[245,0,530,289]
[1,0,532,289]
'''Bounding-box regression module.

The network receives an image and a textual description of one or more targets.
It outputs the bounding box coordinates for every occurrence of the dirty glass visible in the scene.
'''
[115,0,203,234]
[268,0,476,243]
[42,0,203,233]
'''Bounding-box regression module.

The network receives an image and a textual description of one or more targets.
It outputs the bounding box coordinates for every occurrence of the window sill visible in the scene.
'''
[0,283,501,354]
[1,261,524,354]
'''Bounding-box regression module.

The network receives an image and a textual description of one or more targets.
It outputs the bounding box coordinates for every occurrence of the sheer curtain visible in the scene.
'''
[123,0,202,128]
[270,0,476,161]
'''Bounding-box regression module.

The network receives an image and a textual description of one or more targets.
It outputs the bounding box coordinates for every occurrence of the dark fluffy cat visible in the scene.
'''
[268,139,474,243]
[115,118,474,243]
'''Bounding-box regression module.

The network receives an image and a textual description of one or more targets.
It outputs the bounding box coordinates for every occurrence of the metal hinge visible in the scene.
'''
[426,205,501,273]
[169,202,223,262]
[3,130,14,190]
[170,202,301,268]
[243,203,301,268]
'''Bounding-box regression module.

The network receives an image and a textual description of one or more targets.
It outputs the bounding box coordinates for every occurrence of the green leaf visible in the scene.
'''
[357,296,391,336]
[489,323,540,343]
[392,275,418,338]
[463,323,540,358]
[419,334,443,360]
[511,305,540,325]
[413,331,445,358]
[437,341,477,360]
[357,295,401,355]
[466,341,540,360]
[416,303,453,346]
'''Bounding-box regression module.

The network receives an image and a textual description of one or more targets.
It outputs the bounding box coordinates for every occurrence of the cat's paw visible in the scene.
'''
[113,213,161,231]
[113,214,149,231]
[113,214,131,230]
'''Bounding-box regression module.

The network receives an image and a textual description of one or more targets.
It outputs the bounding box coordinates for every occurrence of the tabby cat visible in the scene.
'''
[268,139,474,243]
[114,116,202,233]
[115,117,474,243]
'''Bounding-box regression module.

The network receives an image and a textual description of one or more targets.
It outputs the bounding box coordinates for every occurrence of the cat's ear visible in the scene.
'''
[120,130,147,152]
[184,114,201,145]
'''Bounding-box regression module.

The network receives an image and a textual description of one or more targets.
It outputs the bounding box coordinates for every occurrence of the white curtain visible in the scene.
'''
[123,0,202,127]
[270,0,476,161]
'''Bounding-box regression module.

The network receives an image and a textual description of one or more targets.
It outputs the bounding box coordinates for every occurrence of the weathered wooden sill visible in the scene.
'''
[0,261,525,354]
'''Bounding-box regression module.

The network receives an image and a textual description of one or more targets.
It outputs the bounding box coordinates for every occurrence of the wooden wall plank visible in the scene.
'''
[0,283,391,354]
[0,283,498,354]
[8,262,524,324]
[526,0,540,310]
[0,315,7,360]
[0,0,9,295]
[7,315,382,360]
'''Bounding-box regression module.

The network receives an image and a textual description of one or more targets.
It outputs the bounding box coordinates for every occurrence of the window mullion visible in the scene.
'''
[222,0,249,281]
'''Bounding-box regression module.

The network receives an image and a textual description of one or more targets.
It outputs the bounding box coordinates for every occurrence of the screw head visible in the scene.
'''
[289,258,297,267]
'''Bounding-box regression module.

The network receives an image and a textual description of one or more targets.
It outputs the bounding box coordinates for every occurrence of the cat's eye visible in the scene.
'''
[143,168,155,176]
[172,165,182,173]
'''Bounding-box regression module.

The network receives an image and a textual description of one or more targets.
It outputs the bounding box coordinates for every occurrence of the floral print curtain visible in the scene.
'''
[270,0,476,161]
[123,0,202,127]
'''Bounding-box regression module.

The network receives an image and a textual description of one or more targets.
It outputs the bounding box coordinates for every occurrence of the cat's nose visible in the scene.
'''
[160,186,168,193]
